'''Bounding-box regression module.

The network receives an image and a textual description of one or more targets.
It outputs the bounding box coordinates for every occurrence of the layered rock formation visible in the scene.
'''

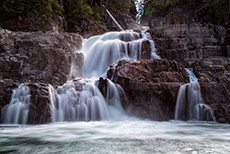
[151,24,227,60]
[107,59,189,121]
[0,28,83,124]
[140,5,230,123]
[0,28,83,85]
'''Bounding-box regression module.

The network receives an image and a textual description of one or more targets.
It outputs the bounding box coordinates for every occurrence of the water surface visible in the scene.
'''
[1,119,230,154]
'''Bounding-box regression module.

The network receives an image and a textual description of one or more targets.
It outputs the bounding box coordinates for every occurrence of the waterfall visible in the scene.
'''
[49,30,158,122]
[1,84,31,124]
[82,30,159,78]
[134,0,145,23]
[174,68,216,121]
[49,78,126,122]
[49,80,108,122]
[1,30,159,124]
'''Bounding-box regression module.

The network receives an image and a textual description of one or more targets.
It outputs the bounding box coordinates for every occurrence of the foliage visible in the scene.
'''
[0,0,134,30]
[143,0,229,26]
[0,0,63,21]
[63,0,93,24]
[107,0,133,14]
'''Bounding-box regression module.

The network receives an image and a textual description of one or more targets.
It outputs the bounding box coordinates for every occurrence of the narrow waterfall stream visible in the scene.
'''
[174,68,216,121]
[1,84,31,124]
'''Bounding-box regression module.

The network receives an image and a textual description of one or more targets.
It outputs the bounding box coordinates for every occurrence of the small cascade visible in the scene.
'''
[49,78,125,122]
[141,27,160,59]
[96,79,126,120]
[1,84,31,124]
[82,31,159,78]
[49,80,108,122]
[174,68,216,121]
[134,0,145,23]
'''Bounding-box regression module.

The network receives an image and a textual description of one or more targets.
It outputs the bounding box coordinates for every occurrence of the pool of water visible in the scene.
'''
[1,119,230,154]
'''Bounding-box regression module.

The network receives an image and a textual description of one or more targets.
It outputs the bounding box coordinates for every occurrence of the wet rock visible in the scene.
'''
[200,82,230,123]
[27,83,51,124]
[0,79,17,120]
[0,29,83,86]
[107,59,189,121]
[0,81,51,124]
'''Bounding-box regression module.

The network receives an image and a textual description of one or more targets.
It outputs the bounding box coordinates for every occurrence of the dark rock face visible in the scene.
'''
[200,82,230,123]
[0,28,83,124]
[107,59,189,121]
[0,29,83,86]
[107,11,141,31]
[184,57,230,123]
[151,24,226,60]
[67,19,108,38]
[0,81,51,124]
[0,79,17,118]
[148,21,230,123]
[27,83,51,124]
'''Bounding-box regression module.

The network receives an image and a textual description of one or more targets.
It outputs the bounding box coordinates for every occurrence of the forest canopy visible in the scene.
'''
[144,0,230,26]
[0,0,133,30]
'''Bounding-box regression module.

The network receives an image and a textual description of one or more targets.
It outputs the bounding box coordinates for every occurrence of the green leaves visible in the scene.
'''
[0,0,63,20]
[144,0,229,26]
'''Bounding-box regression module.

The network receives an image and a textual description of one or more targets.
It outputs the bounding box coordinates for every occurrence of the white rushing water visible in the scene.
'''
[1,84,31,124]
[49,79,126,122]
[174,68,216,121]
[134,0,145,23]
[82,30,160,78]
[1,120,230,153]
[47,30,159,123]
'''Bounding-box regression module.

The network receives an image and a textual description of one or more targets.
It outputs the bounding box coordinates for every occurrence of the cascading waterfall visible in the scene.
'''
[49,80,109,122]
[50,30,157,122]
[1,30,159,123]
[174,68,216,121]
[82,30,160,78]
[49,78,126,122]
[1,84,31,124]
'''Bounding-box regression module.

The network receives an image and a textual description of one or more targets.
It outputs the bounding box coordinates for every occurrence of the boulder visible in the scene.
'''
[107,59,189,120]
[27,83,51,124]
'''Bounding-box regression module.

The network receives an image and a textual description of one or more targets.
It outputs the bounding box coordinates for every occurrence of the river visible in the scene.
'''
[1,120,230,153]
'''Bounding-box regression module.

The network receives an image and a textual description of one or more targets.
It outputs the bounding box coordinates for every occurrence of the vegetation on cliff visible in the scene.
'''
[0,0,133,32]
[0,0,63,30]
[144,0,230,26]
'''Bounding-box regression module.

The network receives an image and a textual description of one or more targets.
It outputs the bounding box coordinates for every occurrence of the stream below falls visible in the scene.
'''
[1,120,230,153]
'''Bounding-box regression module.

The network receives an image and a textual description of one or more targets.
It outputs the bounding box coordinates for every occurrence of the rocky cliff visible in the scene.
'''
[0,29,83,124]
[107,59,189,121]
